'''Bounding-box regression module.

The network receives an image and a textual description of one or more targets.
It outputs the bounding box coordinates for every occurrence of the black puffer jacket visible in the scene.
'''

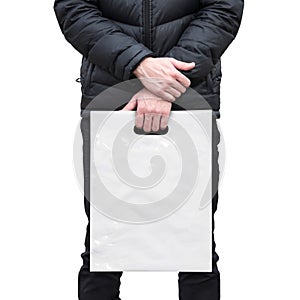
[54,0,244,112]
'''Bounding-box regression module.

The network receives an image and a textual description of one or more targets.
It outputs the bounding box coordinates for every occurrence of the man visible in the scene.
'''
[54,0,244,299]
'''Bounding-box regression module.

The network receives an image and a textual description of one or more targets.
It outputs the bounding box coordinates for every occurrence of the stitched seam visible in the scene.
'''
[150,0,152,49]
[156,13,197,27]
[142,0,144,43]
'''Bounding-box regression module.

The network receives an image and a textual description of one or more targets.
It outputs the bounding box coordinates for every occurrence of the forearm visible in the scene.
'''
[163,0,244,80]
[53,0,154,81]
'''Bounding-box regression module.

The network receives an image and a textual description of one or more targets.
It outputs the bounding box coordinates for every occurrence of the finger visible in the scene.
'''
[174,71,191,88]
[170,80,187,94]
[166,86,182,99]
[135,113,144,129]
[160,104,171,129]
[160,114,169,130]
[136,99,146,128]
[143,113,153,132]
[159,91,176,102]
[152,114,161,132]
[170,58,195,71]
[122,99,137,111]
[135,113,145,128]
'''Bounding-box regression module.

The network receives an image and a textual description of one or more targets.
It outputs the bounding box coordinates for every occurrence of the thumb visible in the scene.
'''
[122,98,137,111]
[170,58,195,71]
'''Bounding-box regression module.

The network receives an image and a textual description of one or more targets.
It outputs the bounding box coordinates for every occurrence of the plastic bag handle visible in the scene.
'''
[133,126,169,135]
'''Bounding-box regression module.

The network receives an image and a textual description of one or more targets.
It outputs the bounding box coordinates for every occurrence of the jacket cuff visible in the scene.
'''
[165,46,214,81]
[120,45,155,81]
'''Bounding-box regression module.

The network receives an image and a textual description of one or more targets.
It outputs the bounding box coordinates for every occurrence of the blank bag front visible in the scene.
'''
[90,110,213,271]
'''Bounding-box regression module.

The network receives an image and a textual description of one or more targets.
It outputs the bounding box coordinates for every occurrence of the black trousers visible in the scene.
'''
[78,112,220,300]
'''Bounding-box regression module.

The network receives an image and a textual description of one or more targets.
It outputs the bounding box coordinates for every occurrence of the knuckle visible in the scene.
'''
[138,105,145,112]
[169,71,177,77]
[169,95,176,102]
[154,107,162,114]
[176,91,182,97]
[138,107,146,114]
[161,81,168,88]
[138,100,145,107]
[158,90,165,98]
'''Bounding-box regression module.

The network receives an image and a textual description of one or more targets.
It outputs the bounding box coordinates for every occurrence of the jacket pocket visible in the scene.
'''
[80,57,95,95]
[208,60,222,95]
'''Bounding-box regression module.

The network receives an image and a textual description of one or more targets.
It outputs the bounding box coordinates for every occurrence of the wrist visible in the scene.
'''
[133,57,155,77]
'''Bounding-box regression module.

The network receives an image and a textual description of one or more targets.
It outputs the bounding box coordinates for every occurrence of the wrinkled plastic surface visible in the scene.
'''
[90,110,212,271]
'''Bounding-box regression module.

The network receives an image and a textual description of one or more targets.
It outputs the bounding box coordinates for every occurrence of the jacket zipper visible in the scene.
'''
[143,0,152,49]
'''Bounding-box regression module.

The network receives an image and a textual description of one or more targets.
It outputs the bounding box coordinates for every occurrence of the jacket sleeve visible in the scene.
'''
[164,0,244,81]
[53,0,154,81]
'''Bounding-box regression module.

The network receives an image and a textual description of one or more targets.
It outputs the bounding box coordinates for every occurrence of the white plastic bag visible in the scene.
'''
[90,110,212,271]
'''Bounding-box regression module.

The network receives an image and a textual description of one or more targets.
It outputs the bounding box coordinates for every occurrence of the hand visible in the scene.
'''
[133,57,195,102]
[122,88,172,132]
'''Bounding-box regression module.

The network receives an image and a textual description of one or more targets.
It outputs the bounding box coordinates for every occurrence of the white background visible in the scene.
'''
[1,0,299,299]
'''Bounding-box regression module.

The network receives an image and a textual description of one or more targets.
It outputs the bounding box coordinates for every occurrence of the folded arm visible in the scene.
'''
[164,0,244,80]
[53,0,154,81]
